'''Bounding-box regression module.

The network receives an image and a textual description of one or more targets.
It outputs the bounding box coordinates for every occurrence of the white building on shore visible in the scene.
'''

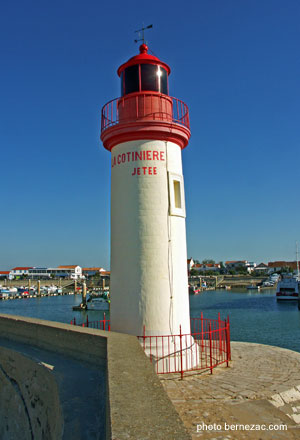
[10,267,33,278]
[27,265,83,279]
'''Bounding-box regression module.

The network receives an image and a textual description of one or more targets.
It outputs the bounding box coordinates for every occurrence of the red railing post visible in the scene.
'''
[159,95,162,120]
[201,312,204,351]
[143,325,146,352]
[161,336,165,374]
[218,312,222,357]
[156,336,158,373]
[227,315,231,361]
[168,335,170,373]
[103,312,106,331]
[225,318,229,366]
[180,325,184,380]
[209,323,213,374]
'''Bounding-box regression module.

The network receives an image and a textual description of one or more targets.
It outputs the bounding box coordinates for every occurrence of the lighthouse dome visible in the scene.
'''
[117,44,171,96]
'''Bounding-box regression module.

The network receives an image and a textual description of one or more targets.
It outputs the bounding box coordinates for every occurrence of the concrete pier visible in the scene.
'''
[1,314,300,439]
[161,342,300,439]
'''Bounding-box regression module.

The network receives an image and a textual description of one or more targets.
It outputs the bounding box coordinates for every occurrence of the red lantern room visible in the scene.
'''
[118,43,170,95]
[101,44,190,151]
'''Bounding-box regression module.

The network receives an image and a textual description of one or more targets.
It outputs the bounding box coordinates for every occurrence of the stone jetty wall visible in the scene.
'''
[0,314,190,440]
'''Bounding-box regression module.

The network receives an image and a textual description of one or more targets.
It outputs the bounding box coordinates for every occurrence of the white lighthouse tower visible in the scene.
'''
[101,43,191,338]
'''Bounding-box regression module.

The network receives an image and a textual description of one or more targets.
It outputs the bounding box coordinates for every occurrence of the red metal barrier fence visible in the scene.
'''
[70,314,110,331]
[70,312,231,378]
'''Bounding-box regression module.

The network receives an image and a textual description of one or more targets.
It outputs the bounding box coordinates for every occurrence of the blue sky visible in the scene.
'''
[1,0,299,269]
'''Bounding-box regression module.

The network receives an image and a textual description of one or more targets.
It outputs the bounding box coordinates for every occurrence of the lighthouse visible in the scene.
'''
[101,43,191,338]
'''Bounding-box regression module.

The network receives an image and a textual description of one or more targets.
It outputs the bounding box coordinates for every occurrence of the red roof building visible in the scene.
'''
[58,265,78,269]
[268,261,298,271]
[11,267,32,271]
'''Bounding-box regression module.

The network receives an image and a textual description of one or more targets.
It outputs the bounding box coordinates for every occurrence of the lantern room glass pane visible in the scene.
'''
[141,64,157,91]
[140,64,168,94]
[124,65,139,95]
[160,67,168,95]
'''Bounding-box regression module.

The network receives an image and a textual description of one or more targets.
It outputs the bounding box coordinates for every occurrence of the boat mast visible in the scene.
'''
[296,241,300,281]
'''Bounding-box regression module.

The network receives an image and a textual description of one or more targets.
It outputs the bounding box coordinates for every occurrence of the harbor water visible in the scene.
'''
[190,289,300,353]
[0,289,299,353]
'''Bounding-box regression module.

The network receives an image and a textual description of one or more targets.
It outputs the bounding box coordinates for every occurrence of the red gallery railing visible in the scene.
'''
[70,313,231,378]
[101,94,190,133]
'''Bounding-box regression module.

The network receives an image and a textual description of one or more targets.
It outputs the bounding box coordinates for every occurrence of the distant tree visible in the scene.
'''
[190,268,198,276]
[236,266,248,275]
[193,260,200,264]
[204,270,216,276]
[202,259,215,265]
[279,267,292,274]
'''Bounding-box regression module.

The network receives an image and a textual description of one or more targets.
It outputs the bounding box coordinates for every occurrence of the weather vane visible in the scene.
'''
[134,24,153,45]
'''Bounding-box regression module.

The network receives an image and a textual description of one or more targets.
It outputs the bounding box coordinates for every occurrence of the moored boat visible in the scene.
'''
[189,285,201,295]
[21,290,30,297]
[87,297,110,311]
[0,289,11,299]
[276,276,299,300]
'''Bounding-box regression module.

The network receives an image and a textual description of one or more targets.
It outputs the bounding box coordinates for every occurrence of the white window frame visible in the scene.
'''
[168,172,186,218]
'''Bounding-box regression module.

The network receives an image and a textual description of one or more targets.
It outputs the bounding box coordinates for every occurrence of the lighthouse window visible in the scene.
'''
[168,172,186,218]
[173,180,182,209]
[124,65,139,94]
